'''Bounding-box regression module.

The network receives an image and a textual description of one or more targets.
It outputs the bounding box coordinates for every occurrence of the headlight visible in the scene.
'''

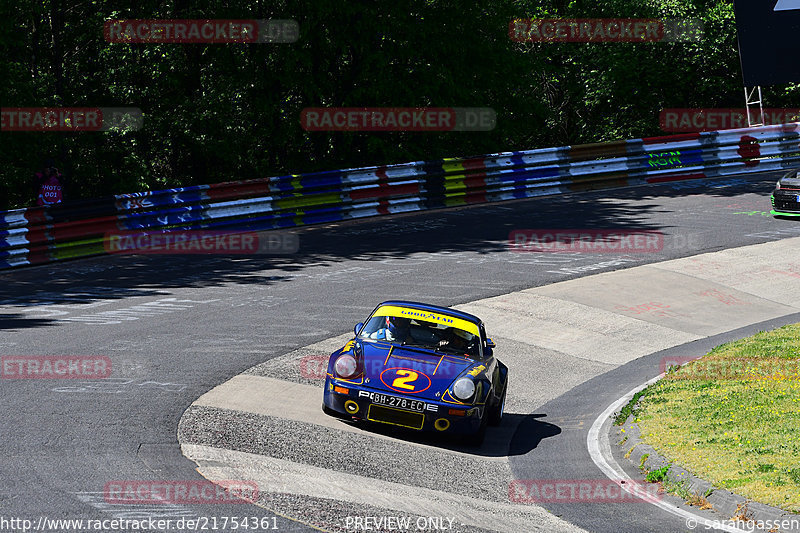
[452,378,476,401]
[334,354,357,378]
[776,181,782,190]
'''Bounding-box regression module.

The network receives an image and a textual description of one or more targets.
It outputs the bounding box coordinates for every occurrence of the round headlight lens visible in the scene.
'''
[452,378,476,401]
[335,354,357,378]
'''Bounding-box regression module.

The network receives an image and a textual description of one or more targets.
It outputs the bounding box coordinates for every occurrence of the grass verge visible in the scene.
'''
[617,323,800,513]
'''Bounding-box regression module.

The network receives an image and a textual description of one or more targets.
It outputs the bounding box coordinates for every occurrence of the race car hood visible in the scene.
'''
[359,341,477,401]
[779,176,800,189]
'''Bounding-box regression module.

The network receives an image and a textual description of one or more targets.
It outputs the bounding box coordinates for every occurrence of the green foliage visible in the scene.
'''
[640,453,650,469]
[1,0,796,209]
[613,385,654,425]
[646,465,671,483]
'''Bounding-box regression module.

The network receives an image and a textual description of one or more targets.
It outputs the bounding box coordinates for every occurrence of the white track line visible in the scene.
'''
[587,377,754,533]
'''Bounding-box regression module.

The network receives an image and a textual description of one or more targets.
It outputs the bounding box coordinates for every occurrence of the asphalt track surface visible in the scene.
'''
[1,171,799,533]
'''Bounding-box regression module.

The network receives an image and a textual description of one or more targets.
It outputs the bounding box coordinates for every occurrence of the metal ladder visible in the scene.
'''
[744,86,765,127]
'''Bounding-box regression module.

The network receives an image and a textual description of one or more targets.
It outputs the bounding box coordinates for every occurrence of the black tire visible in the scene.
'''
[488,380,507,426]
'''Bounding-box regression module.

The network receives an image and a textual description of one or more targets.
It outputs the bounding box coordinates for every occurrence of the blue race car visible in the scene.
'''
[322,300,508,446]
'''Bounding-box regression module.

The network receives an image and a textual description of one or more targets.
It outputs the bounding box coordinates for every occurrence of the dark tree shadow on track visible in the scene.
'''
[331,412,560,458]
[0,313,59,331]
[508,413,566,457]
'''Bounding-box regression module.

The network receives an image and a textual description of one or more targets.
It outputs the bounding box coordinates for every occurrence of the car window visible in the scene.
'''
[358,314,480,356]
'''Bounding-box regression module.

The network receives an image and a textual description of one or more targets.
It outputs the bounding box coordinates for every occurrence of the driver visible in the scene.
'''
[439,327,477,355]
[366,316,411,343]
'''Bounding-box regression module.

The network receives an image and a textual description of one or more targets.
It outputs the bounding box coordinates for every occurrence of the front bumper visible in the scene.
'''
[771,191,800,216]
[323,378,483,435]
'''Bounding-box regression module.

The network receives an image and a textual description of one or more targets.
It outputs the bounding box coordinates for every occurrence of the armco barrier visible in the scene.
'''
[2,123,798,269]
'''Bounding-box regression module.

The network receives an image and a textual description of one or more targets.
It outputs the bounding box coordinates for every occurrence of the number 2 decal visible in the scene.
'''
[392,370,419,390]
[380,367,432,394]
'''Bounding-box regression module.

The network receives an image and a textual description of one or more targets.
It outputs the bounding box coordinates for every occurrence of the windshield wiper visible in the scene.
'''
[401,341,431,349]
[434,345,463,355]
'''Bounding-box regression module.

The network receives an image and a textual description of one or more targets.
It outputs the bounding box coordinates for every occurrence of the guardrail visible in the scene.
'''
[2,123,798,269]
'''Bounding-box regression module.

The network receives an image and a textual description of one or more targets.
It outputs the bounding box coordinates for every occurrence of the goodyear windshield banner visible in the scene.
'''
[372,305,480,337]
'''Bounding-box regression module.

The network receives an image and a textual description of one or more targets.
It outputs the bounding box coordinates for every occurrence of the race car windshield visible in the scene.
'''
[358,314,480,356]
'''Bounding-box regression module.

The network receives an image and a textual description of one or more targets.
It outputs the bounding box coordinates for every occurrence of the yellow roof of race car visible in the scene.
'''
[372,304,480,337]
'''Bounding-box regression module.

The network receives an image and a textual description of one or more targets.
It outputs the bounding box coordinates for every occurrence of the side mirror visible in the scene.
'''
[484,337,495,357]
[354,322,364,336]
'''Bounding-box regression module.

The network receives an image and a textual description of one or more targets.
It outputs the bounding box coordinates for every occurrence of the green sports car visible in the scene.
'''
[771,169,800,217]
